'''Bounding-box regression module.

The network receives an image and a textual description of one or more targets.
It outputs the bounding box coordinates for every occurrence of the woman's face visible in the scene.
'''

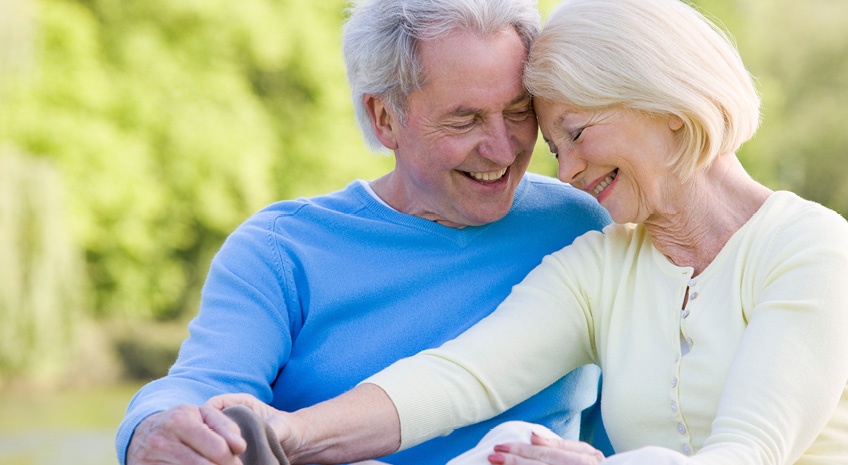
[535,97,682,224]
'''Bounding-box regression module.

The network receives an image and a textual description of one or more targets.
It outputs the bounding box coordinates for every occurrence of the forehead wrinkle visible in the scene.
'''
[446,105,481,118]
[509,92,533,106]
[445,92,532,119]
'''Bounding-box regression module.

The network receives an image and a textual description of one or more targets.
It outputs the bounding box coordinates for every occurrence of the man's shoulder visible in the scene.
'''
[248,181,366,223]
[517,173,609,218]
[521,172,563,186]
[216,182,368,250]
[213,182,372,265]
[521,173,587,200]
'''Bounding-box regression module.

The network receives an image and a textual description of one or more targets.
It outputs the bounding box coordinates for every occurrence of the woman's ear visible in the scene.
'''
[668,114,684,131]
[364,94,400,150]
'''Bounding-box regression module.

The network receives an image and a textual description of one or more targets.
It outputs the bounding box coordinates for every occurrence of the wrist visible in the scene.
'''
[268,410,313,464]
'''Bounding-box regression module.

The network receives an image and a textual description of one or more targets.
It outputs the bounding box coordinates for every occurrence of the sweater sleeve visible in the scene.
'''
[363,232,603,449]
[690,205,848,464]
[115,214,297,465]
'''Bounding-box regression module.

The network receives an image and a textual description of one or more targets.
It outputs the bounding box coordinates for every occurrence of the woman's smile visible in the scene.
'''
[589,168,619,201]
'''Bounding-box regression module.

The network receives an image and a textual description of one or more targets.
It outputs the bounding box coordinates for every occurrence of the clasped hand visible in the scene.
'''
[126,393,298,465]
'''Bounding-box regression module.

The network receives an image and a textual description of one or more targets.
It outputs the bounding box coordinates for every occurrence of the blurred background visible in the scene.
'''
[0,0,846,463]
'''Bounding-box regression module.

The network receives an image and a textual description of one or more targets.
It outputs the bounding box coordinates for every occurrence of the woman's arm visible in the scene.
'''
[365,239,601,450]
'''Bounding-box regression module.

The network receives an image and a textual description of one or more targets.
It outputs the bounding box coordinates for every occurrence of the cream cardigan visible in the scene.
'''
[366,192,848,464]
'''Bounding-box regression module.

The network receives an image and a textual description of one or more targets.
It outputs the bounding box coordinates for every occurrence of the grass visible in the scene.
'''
[0,382,145,465]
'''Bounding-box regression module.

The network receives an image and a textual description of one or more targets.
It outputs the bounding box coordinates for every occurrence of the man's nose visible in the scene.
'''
[478,117,515,165]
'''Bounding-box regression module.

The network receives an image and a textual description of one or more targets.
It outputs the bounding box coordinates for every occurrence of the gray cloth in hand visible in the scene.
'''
[223,405,290,465]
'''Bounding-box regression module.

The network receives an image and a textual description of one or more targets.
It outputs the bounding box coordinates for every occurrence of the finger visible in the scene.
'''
[131,437,220,465]
[167,406,243,465]
[530,433,605,461]
[201,404,248,455]
[128,410,227,465]
[204,393,283,435]
[205,393,257,411]
[492,442,602,465]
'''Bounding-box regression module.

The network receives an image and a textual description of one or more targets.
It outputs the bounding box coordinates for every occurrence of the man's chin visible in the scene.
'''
[458,201,515,227]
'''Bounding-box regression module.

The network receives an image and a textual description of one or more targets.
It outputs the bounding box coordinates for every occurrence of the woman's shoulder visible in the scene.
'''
[756,191,848,243]
[738,192,848,287]
[550,222,646,266]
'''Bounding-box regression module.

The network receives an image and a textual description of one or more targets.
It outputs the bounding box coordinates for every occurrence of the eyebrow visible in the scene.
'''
[553,114,567,129]
[446,106,480,118]
[444,93,533,118]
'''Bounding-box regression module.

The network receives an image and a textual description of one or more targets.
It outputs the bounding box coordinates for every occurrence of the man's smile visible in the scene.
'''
[463,167,508,183]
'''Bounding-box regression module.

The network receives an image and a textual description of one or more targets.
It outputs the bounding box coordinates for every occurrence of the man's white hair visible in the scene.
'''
[343,0,541,152]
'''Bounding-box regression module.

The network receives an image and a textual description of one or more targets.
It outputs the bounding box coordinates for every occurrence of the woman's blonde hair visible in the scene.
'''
[525,0,760,180]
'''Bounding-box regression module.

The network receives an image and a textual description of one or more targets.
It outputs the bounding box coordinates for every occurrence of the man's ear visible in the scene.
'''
[364,94,400,150]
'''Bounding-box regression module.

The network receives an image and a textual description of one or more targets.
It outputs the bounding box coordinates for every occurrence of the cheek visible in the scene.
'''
[431,133,482,164]
[513,119,539,149]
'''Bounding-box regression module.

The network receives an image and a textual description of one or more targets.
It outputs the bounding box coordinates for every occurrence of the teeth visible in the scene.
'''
[468,168,507,182]
[592,171,617,196]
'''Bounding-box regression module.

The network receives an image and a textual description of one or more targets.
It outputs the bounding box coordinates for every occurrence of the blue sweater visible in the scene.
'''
[116,174,611,465]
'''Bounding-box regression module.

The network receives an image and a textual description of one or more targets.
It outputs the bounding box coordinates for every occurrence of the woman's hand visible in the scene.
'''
[488,431,606,465]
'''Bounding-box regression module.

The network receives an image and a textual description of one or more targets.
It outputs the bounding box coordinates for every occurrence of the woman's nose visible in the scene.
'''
[556,152,586,185]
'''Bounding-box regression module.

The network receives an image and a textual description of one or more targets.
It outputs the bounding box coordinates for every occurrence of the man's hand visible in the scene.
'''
[127,404,247,465]
[204,393,304,460]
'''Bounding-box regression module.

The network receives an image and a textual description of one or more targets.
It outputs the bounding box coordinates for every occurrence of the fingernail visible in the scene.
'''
[493,444,510,453]
[488,453,506,465]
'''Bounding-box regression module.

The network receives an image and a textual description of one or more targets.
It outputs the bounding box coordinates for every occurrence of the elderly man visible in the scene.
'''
[117,0,611,464]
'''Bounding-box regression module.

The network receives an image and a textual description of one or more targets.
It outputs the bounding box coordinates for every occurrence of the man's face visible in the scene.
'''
[382,27,538,228]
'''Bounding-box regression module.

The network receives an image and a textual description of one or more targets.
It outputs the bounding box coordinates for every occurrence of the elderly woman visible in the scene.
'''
[207,0,848,463]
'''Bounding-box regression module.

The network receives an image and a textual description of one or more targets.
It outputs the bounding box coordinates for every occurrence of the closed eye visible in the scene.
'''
[505,107,532,122]
[572,127,584,141]
[449,119,476,130]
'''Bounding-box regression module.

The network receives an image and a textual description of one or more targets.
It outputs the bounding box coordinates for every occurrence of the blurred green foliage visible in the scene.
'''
[1,0,392,322]
[0,0,846,382]
[0,152,84,378]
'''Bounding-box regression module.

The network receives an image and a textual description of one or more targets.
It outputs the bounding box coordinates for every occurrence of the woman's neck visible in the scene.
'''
[644,154,772,275]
